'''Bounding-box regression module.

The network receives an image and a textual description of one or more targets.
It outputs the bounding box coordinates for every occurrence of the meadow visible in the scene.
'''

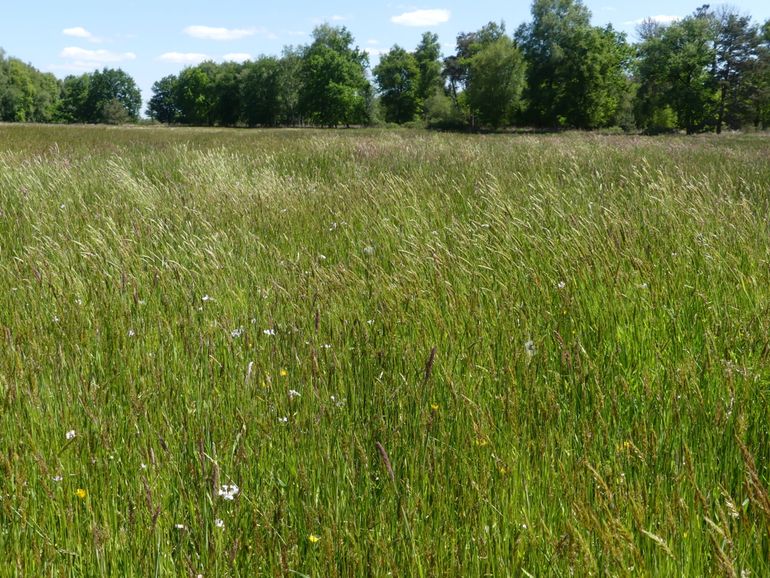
[1,124,770,576]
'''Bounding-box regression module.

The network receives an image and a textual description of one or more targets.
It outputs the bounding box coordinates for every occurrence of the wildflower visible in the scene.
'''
[279,368,288,377]
[75,488,87,499]
[525,340,536,357]
[218,484,239,501]
[318,254,327,260]
[475,438,489,447]
[127,329,136,337]
[75,298,83,305]
[288,389,301,399]
[278,416,288,424]
[430,403,439,411]
[52,475,63,482]
[322,344,331,349]
[215,518,225,529]
[309,534,321,543]
[363,246,375,256]
[66,430,77,440]
[230,327,243,339]
[557,281,566,289]
[175,524,186,530]
[263,329,275,336]
[140,463,147,470]
[202,295,213,302]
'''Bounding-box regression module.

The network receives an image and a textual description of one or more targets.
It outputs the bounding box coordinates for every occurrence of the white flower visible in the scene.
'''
[128,329,136,337]
[318,254,327,260]
[202,294,213,302]
[557,281,566,289]
[218,484,239,501]
[288,389,301,399]
[322,344,331,349]
[52,475,63,482]
[140,463,147,470]
[263,329,275,336]
[65,430,76,440]
[215,518,225,529]
[52,315,60,323]
[367,319,374,325]
[524,340,536,357]
[363,246,375,256]
[75,298,83,305]
[278,416,288,424]
[175,524,186,530]
[231,327,243,339]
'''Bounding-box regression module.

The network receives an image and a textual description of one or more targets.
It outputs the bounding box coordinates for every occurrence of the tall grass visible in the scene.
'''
[1,124,770,576]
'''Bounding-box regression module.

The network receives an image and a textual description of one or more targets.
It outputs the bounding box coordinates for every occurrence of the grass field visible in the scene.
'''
[2,124,770,576]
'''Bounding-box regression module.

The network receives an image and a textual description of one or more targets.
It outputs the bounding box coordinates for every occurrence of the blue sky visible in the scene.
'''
[2,1,769,109]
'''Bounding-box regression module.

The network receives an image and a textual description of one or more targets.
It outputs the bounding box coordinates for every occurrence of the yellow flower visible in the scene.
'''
[279,369,288,377]
[430,403,439,411]
[499,466,508,475]
[475,438,489,447]
[75,488,87,499]
[309,534,321,543]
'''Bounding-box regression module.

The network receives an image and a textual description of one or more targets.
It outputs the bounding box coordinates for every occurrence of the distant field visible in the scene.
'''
[2,124,770,576]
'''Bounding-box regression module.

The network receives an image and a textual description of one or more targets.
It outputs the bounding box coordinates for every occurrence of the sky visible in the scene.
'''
[2,0,770,111]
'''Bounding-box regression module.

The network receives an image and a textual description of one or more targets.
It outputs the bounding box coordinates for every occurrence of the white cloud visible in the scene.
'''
[62,27,103,43]
[364,47,386,57]
[223,52,252,63]
[391,9,451,27]
[626,15,681,26]
[63,27,91,39]
[184,25,257,41]
[158,52,209,64]
[60,47,136,63]
[330,15,348,21]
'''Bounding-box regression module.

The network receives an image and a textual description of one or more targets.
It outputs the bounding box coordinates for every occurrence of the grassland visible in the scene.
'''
[1,124,770,576]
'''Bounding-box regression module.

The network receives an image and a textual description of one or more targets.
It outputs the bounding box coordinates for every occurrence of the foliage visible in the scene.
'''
[465,36,526,129]
[299,25,370,127]
[516,0,632,129]
[373,45,420,124]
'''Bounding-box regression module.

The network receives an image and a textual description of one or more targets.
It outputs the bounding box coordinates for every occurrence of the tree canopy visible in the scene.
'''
[2,2,770,132]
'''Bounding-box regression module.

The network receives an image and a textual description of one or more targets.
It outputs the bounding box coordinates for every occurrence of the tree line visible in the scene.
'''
[2,0,770,133]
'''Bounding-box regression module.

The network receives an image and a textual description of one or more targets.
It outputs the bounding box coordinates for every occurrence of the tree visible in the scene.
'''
[634,8,717,134]
[175,64,216,125]
[299,25,371,126]
[147,75,179,123]
[713,8,761,132]
[84,68,141,123]
[516,0,631,129]
[413,32,443,113]
[240,56,282,126]
[465,36,526,128]
[374,45,420,124]
[57,74,91,122]
[0,50,60,122]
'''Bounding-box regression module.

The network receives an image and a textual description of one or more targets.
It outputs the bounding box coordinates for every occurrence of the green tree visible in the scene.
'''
[466,36,526,129]
[147,75,179,123]
[57,74,91,122]
[175,64,216,125]
[374,45,420,124]
[299,25,371,126]
[634,8,717,134]
[84,68,142,123]
[240,56,282,126]
[211,61,243,126]
[0,50,60,122]
[713,8,761,132]
[413,32,443,113]
[516,0,631,129]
